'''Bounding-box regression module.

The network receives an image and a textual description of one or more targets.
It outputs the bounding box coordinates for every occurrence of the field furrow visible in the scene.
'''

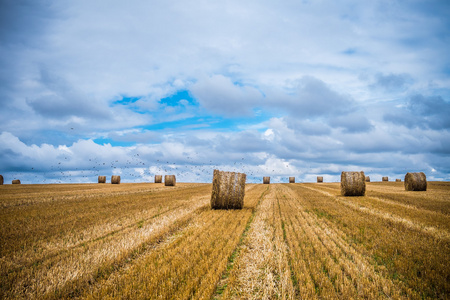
[80,184,265,299]
[304,184,450,241]
[0,184,211,266]
[279,184,410,299]
[292,183,450,298]
[1,182,449,299]
[308,182,450,234]
[218,185,295,299]
[0,184,212,299]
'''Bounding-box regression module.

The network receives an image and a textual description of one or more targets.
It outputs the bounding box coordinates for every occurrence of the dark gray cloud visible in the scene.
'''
[0,1,55,107]
[190,75,264,116]
[215,131,272,153]
[276,76,355,117]
[370,73,413,92]
[26,69,111,119]
[285,118,332,136]
[384,94,450,130]
[0,0,54,46]
[328,114,373,133]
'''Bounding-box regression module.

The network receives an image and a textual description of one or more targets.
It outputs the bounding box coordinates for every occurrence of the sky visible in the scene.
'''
[1,0,450,184]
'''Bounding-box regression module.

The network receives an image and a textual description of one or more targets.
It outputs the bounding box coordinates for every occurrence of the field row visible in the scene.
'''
[0,182,449,299]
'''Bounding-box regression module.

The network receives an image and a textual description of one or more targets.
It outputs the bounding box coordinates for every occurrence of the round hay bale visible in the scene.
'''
[0,175,3,185]
[211,169,246,209]
[382,176,388,182]
[111,175,121,184]
[340,171,365,196]
[317,176,323,183]
[365,176,370,182]
[165,175,176,186]
[12,179,21,184]
[98,176,106,183]
[404,172,427,191]
[263,177,270,184]
[395,179,401,182]
[154,175,162,183]
[289,177,295,183]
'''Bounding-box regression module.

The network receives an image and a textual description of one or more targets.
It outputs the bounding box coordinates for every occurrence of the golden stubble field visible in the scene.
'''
[1,181,449,299]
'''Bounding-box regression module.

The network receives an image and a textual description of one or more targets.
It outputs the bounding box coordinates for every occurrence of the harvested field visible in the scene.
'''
[1,181,449,299]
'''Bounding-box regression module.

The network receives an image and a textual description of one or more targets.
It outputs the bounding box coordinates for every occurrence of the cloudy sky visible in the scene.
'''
[1,0,449,184]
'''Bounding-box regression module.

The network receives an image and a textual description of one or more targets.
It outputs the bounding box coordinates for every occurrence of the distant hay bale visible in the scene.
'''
[404,172,427,191]
[317,176,323,183]
[154,175,162,183]
[111,175,121,184]
[0,175,3,185]
[289,177,295,183]
[165,175,176,186]
[98,176,106,183]
[382,176,388,182]
[12,179,21,185]
[396,179,401,182]
[340,171,366,196]
[365,176,370,182]
[263,177,270,184]
[211,169,246,209]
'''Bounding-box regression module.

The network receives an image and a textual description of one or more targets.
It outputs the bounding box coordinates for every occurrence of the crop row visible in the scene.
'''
[1,181,449,299]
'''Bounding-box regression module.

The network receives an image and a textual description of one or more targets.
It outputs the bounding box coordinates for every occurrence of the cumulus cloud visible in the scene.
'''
[370,73,413,92]
[267,76,355,117]
[190,75,263,116]
[328,114,373,133]
[384,94,450,130]
[285,118,332,136]
[26,69,111,119]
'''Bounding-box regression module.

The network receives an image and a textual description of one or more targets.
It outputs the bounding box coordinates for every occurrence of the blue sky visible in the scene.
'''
[1,0,449,183]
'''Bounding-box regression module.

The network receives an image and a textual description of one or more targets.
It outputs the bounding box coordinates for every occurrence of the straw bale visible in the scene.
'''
[165,175,176,186]
[111,175,121,184]
[340,171,366,196]
[382,176,388,181]
[211,169,246,209]
[12,179,21,184]
[317,176,323,183]
[404,172,427,191]
[0,175,3,185]
[98,176,106,183]
[365,176,370,182]
[154,175,162,183]
[396,179,401,182]
[289,177,295,183]
[263,177,270,184]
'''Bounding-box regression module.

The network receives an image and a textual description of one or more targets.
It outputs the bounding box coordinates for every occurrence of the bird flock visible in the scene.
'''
[5,152,310,184]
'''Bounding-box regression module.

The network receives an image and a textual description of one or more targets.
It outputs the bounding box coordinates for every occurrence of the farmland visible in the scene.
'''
[1,181,449,299]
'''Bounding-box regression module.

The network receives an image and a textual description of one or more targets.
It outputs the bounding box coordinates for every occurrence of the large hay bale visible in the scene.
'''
[111,175,121,184]
[317,176,323,183]
[12,179,21,184]
[154,175,162,183]
[382,176,388,182]
[289,177,295,183]
[396,179,401,182]
[0,175,3,185]
[263,177,270,184]
[365,176,370,182]
[340,171,365,196]
[404,172,427,191]
[211,169,246,209]
[98,176,106,183]
[165,175,176,186]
